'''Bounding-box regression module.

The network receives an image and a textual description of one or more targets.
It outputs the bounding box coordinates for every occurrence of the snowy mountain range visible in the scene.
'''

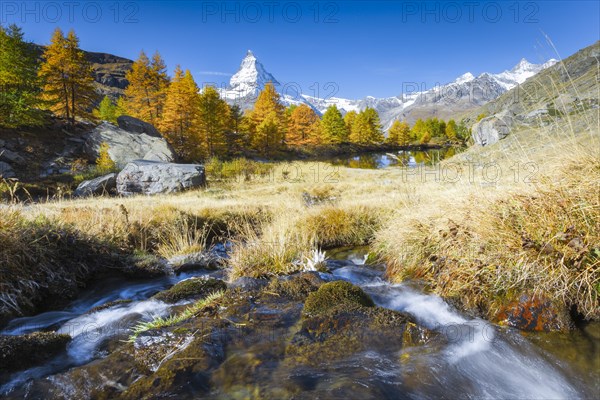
[218,50,557,129]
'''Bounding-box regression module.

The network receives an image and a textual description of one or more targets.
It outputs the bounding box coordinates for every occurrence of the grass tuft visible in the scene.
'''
[128,290,225,342]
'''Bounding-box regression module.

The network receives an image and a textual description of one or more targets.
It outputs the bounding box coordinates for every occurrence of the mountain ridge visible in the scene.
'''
[219,50,558,128]
[32,40,560,129]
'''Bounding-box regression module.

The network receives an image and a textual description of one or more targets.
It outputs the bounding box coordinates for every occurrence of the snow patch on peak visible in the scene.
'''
[489,58,556,90]
[228,50,279,95]
[453,72,475,85]
[542,59,559,69]
[514,58,533,69]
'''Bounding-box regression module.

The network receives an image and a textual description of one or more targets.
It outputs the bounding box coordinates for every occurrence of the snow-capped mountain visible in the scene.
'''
[219,50,557,129]
[489,58,558,90]
[221,50,279,101]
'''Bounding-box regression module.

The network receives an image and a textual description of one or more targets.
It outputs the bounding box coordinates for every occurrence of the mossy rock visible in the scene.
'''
[0,332,71,372]
[266,272,325,301]
[303,281,374,316]
[287,305,435,367]
[153,278,227,304]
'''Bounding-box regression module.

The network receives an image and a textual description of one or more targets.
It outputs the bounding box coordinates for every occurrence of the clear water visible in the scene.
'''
[1,247,598,398]
[327,148,459,169]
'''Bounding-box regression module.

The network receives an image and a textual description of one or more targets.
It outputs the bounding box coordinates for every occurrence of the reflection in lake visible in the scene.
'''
[328,147,460,169]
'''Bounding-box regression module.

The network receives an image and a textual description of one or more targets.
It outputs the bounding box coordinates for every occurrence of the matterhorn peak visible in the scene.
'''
[229,50,279,94]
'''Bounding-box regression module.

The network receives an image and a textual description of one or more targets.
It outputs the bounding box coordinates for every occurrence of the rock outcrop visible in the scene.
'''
[73,173,117,197]
[471,111,514,146]
[116,160,205,196]
[84,121,175,167]
[117,116,162,138]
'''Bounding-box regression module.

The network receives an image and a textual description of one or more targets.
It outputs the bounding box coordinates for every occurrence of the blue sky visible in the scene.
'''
[2,1,598,98]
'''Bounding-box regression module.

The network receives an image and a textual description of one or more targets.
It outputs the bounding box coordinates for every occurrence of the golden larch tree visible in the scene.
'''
[387,120,411,145]
[159,66,202,161]
[38,28,95,124]
[247,82,286,154]
[287,104,321,145]
[123,50,170,126]
[197,85,231,158]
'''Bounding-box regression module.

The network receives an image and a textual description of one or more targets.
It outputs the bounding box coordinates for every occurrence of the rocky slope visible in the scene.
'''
[469,41,599,146]
[31,44,133,101]
[0,116,173,185]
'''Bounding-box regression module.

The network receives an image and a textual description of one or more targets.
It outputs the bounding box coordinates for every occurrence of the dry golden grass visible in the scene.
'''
[375,109,600,319]
[0,208,123,323]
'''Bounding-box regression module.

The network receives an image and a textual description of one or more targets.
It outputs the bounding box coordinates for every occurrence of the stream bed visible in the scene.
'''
[1,247,598,399]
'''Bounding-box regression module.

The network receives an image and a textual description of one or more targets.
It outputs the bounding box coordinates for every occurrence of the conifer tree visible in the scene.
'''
[343,110,357,143]
[456,119,470,142]
[254,111,280,152]
[123,50,170,126]
[0,24,44,127]
[38,28,95,124]
[321,105,348,144]
[411,118,426,141]
[198,85,231,157]
[420,130,431,144]
[387,120,411,146]
[285,104,297,118]
[96,142,116,173]
[365,107,384,143]
[287,104,321,145]
[396,121,411,145]
[350,107,383,144]
[150,51,170,122]
[93,95,120,123]
[225,104,245,155]
[386,121,400,144]
[247,82,286,154]
[445,119,458,141]
[438,120,446,138]
[159,66,202,161]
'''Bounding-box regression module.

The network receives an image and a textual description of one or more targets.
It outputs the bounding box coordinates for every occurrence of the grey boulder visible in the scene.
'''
[116,160,205,196]
[0,161,15,178]
[74,173,117,197]
[84,122,175,168]
[472,111,514,146]
[117,116,162,138]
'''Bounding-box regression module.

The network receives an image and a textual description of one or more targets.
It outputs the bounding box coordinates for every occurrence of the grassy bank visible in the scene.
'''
[376,147,599,321]
[0,209,125,325]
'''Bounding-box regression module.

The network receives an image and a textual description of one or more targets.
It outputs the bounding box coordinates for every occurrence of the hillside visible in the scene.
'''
[475,41,599,119]
[465,41,599,147]
[30,44,133,101]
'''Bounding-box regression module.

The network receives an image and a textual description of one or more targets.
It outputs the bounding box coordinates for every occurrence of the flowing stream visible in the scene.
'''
[332,264,596,399]
[1,248,598,398]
